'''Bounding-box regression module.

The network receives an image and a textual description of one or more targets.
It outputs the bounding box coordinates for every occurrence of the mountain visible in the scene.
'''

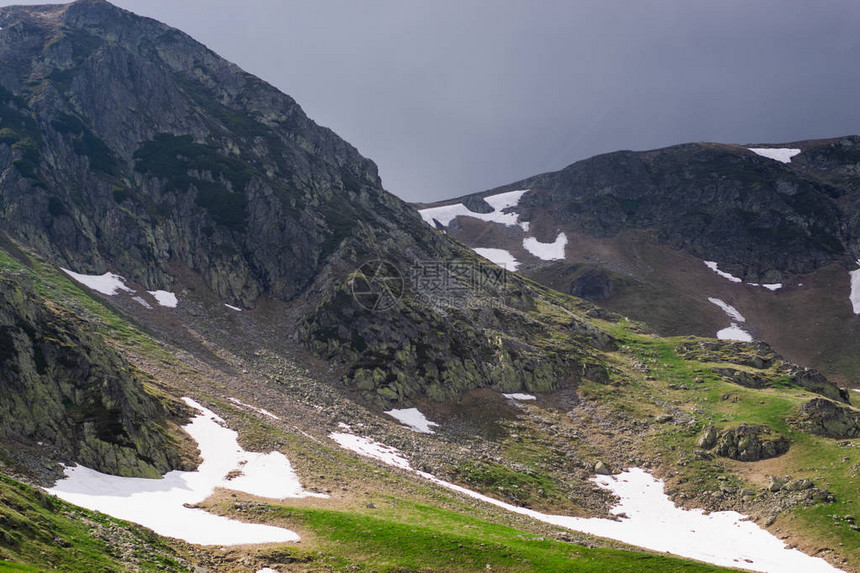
[0,2,858,572]
[419,138,860,387]
[0,0,615,409]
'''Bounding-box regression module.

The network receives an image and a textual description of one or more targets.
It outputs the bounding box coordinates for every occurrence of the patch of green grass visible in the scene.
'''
[0,474,186,572]
[453,460,566,511]
[0,246,170,361]
[267,500,731,572]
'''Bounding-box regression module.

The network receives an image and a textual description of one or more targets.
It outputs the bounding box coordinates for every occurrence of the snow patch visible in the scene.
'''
[709,298,752,341]
[132,296,153,309]
[748,147,802,164]
[148,290,178,308]
[329,433,413,470]
[502,393,537,401]
[330,433,841,573]
[418,190,529,230]
[522,232,567,261]
[225,304,242,311]
[850,261,860,314]
[472,248,519,271]
[703,261,742,283]
[228,397,281,420]
[47,398,324,545]
[708,297,745,322]
[761,283,782,291]
[717,324,754,342]
[257,569,280,573]
[61,268,134,296]
[384,408,439,434]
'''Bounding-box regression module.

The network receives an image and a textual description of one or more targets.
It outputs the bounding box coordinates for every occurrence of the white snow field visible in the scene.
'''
[703,261,742,283]
[48,398,324,545]
[502,393,537,401]
[708,297,753,342]
[748,148,802,164]
[330,433,842,573]
[61,268,134,295]
[850,261,860,314]
[418,189,530,230]
[148,290,178,308]
[384,407,439,434]
[522,232,567,261]
[716,325,754,342]
[472,247,520,270]
[225,303,243,311]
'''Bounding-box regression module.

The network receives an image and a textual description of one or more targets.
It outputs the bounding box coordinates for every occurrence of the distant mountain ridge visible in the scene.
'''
[420,137,860,386]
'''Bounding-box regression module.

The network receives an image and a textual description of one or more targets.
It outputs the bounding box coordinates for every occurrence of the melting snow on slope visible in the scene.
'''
[748,147,802,164]
[703,261,742,283]
[228,397,281,420]
[329,433,842,573]
[709,297,753,341]
[850,261,860,314]
[148,290,178,308]
[708,297,745,322]
[716,325,753,342]
[225,304,243,311]
[418,189,529,230]
[132,296,153,309]
[61,268,134,296]
[384,408,439,434]
[522,232,567,261]
[47,398,324,545]
[472,248,520,271]
[502,393,537,401]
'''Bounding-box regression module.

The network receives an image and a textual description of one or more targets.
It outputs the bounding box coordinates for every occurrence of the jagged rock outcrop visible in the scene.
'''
[794,398,860,439]
[700,424,790,462]
[0,0,388,306]
[0,271,186,477]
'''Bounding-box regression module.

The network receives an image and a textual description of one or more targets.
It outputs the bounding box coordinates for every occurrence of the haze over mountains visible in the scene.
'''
[0,1,858,572]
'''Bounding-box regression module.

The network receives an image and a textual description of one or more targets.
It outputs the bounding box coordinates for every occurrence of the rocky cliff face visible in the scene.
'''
[0,268,186,478]
[0,0,389,306]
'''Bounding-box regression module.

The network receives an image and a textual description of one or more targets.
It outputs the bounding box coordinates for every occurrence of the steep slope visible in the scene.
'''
[0,2,856,572]
[420,138,860,386]
[0,0,610,407]
[0,244,189,480]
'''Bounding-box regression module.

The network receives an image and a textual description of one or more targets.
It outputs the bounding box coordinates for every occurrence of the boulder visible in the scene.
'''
[696,426,719,449]
[794,398,860,438]
[709,424,789,462]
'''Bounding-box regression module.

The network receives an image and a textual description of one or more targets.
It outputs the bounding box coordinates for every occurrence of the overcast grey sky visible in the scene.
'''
[5,1,860,202]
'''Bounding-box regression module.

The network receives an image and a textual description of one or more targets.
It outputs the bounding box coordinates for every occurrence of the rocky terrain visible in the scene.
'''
[0,2,857,572]
[420,138,860,387]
